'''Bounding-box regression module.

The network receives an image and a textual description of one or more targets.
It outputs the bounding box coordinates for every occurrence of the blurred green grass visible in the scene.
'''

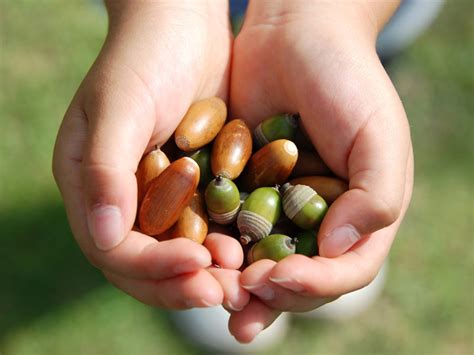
[1,1,473,354]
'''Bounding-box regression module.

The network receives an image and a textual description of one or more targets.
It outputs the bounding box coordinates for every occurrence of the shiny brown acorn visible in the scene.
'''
[211,119,252,180]
[240,139,298,191]
[139,157,200,236]
[169,191,208,244]
[281,182,328,230]
[289,176,348,205]
[291,149,331,178]
[174,97,227,152]
[136,148,170,206]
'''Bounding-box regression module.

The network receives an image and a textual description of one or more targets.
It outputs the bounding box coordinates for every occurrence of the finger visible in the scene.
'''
[204,233,244,269]
[228,297,281,344]
[53,107,213,279]
[240,259,333,312]
[104,269,223,310]
[269,149,414,297]
[92,233,213,279]
[80,65,159,251]
[207,268,250,312]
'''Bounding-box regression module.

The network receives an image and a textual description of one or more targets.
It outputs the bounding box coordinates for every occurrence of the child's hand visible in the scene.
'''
[228,1,413,342]
[52,1,248,310]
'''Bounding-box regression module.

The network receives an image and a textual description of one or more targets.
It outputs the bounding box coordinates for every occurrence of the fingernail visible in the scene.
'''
[226,300,245,312]
[185,298,220,308]
[242,284,275,301]
[269,277,305,292]
[88,205,124,251]
[320,224,361,257]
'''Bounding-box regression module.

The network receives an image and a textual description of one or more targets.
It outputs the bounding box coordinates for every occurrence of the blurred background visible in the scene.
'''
[1,1,472,354]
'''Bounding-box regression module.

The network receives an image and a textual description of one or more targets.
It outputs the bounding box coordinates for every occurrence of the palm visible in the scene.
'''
[227,7,413,342]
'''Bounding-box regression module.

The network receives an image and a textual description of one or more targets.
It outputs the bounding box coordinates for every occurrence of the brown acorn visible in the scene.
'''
[291,149,331,178]
[169,191,208,244]
[240,139,298,191]
[289,176,348,204]
[139,157,200,236]
[136,148,170,206]
[174,97,227,152]
[211,119,252,180]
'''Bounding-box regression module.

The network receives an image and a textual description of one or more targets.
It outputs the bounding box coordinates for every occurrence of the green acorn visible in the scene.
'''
[295,229,318,257]
[281,183,328,229]
[237,187,282,245]
[247,234,296,264]
[188,146,213,187]
[253,113,299,147]
[205,175,241,225]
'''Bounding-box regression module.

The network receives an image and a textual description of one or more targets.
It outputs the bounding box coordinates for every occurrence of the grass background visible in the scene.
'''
[1,1,473,354]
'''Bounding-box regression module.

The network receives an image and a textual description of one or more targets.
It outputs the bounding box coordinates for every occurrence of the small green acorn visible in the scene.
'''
[281,183,328,229]
[295,229,318,257]
[253,113,299,147]
[237,187,282,245]
[247,234,296,264]
[205,175,241,225]
[187,146,213,187]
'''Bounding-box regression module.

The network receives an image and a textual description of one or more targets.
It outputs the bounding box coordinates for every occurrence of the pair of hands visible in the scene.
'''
[53,1,413,343]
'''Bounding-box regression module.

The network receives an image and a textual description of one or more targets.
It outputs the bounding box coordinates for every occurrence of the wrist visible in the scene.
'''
[105,0,229,30]
[246,0,400,43]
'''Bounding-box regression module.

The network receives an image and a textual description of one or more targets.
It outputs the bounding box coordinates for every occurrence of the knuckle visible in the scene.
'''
[370,194,400,228]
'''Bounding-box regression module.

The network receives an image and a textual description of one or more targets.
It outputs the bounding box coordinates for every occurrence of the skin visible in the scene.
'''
[53,0,413,344]
[229,0,413,343]
[52,1,248,311]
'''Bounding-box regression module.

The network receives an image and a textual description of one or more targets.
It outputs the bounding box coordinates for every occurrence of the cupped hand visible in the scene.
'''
[53,1,248,310]
[228,1,413,342]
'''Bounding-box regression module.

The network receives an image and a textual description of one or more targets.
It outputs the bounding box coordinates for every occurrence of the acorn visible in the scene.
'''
[169,191,208,244]
[247,234,296,264]
[280,183,328,230]
[175,97,227,152]
[211,119,252,180]
[136,148,170,207]
[139,157,200,236]
[188,146,213,187]
[253,113,299,147]
[289,176,348,205]
[291,149,331,178]
[205,175,241,225]
[237,187,282,245]
[295,229,318,257]
[240,139,298,191]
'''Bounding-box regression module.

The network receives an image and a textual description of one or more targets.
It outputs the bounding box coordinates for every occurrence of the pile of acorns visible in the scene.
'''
[136,97,348,265]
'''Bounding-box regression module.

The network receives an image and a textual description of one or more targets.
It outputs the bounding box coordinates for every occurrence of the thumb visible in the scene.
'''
[82,79,158,251]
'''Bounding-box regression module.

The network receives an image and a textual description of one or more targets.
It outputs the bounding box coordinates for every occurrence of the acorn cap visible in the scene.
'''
[208,203,240,225]
[237,210,273,245]
[282,184,317,220]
